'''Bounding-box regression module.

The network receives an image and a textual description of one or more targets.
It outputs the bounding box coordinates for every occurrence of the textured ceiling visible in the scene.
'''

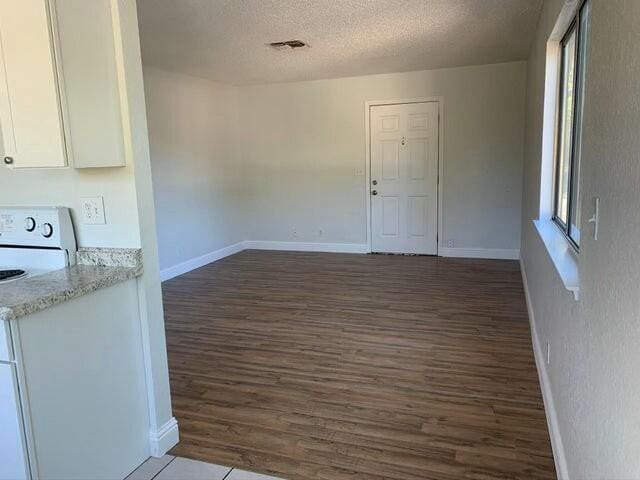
[137,0,542,85]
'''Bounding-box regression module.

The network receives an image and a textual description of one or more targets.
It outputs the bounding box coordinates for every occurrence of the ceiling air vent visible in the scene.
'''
[268,40,308,50]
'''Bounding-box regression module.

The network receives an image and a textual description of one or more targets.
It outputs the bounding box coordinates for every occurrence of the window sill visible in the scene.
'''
[533,219,579,300]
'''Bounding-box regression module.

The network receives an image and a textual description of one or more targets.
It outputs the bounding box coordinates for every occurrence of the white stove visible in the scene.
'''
[0,206,77,284]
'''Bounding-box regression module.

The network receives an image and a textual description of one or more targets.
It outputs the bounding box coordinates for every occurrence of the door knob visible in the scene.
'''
[372,180,378,185]
[4,156,14,165]
[371,190,378,196]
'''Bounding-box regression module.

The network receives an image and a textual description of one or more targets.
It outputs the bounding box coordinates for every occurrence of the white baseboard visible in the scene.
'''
[149,417,179,458]
[160,240,369,282]
[439,247,520,260]
[159,242,245,281]
[160,242,518,283]
[520,258,570,480]
[243,240,370,254]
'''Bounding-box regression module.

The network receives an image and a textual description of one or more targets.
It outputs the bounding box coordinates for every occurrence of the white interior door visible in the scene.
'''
[370,102,439,254]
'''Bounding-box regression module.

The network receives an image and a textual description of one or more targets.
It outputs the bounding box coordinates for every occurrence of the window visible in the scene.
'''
[553,0,590,248]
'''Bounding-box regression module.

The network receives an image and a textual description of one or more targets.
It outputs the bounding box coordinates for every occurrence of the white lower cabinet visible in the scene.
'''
[0,362,30,480]
[0,279,151,480]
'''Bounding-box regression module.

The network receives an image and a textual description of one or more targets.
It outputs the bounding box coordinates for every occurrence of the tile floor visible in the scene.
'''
[126,455,284,480]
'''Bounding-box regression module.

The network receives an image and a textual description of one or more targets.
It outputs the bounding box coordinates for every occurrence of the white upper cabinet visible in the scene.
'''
[0,0,68,168]
[0,0,126,169]
[54,0,125,168]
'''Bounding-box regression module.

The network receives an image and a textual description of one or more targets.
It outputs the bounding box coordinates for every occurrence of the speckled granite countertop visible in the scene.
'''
[0,248,143,321]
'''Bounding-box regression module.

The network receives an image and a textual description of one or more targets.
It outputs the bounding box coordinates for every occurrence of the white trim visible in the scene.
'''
[534,219,579,300]
[159,242,519,282]
[160,241,369,282]
[243,240,369,254]
[159,242,245,281]
[540,1,585,220]
[364,97,444,255]
[438,247,520,260]
[148,417,179,458]
[520,258,570,480]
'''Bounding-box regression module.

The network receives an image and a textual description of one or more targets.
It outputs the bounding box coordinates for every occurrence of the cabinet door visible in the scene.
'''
[55,0,126,168]
[0,363,30,480]
[0,0,68,168]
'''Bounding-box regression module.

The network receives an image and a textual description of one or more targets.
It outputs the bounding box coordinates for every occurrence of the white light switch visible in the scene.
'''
[80,196,106,225]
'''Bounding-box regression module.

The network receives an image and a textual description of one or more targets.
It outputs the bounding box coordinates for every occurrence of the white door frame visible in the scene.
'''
[364,97,444,254]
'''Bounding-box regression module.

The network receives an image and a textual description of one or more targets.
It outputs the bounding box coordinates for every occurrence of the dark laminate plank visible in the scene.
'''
[162,250,555,480]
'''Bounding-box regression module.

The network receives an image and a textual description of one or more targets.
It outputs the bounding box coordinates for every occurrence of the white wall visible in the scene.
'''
[237,62,526,251]
[145,62,526,270]
[521,1,640,478]
[143,66,244,271]
[0,155,140,248]
[117,0,176,453]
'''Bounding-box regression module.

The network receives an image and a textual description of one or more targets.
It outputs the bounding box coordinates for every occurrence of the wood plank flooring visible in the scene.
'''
[162,250,555,480]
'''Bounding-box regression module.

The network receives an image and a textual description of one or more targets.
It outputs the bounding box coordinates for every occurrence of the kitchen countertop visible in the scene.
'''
[0,248,143,321]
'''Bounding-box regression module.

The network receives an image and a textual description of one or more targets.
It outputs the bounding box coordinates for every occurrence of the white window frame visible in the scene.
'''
[534,0,591,300]
[551,0,590,250]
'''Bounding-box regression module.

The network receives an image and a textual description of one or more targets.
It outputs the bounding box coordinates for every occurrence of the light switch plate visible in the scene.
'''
[80,196,106,225]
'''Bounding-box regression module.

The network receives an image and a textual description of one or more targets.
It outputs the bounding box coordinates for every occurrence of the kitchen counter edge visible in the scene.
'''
[0,248,143,322]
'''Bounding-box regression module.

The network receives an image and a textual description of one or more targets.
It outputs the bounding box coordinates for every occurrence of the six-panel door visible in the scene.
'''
[370,102,439,254]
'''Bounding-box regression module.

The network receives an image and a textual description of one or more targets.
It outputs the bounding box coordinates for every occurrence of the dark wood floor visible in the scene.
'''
[162,250,555,480]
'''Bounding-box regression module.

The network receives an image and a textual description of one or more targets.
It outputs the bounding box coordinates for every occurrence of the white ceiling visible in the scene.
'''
[137,0,543,86]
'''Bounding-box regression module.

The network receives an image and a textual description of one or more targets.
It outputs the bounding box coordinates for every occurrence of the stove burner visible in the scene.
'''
[0,269,26,281]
